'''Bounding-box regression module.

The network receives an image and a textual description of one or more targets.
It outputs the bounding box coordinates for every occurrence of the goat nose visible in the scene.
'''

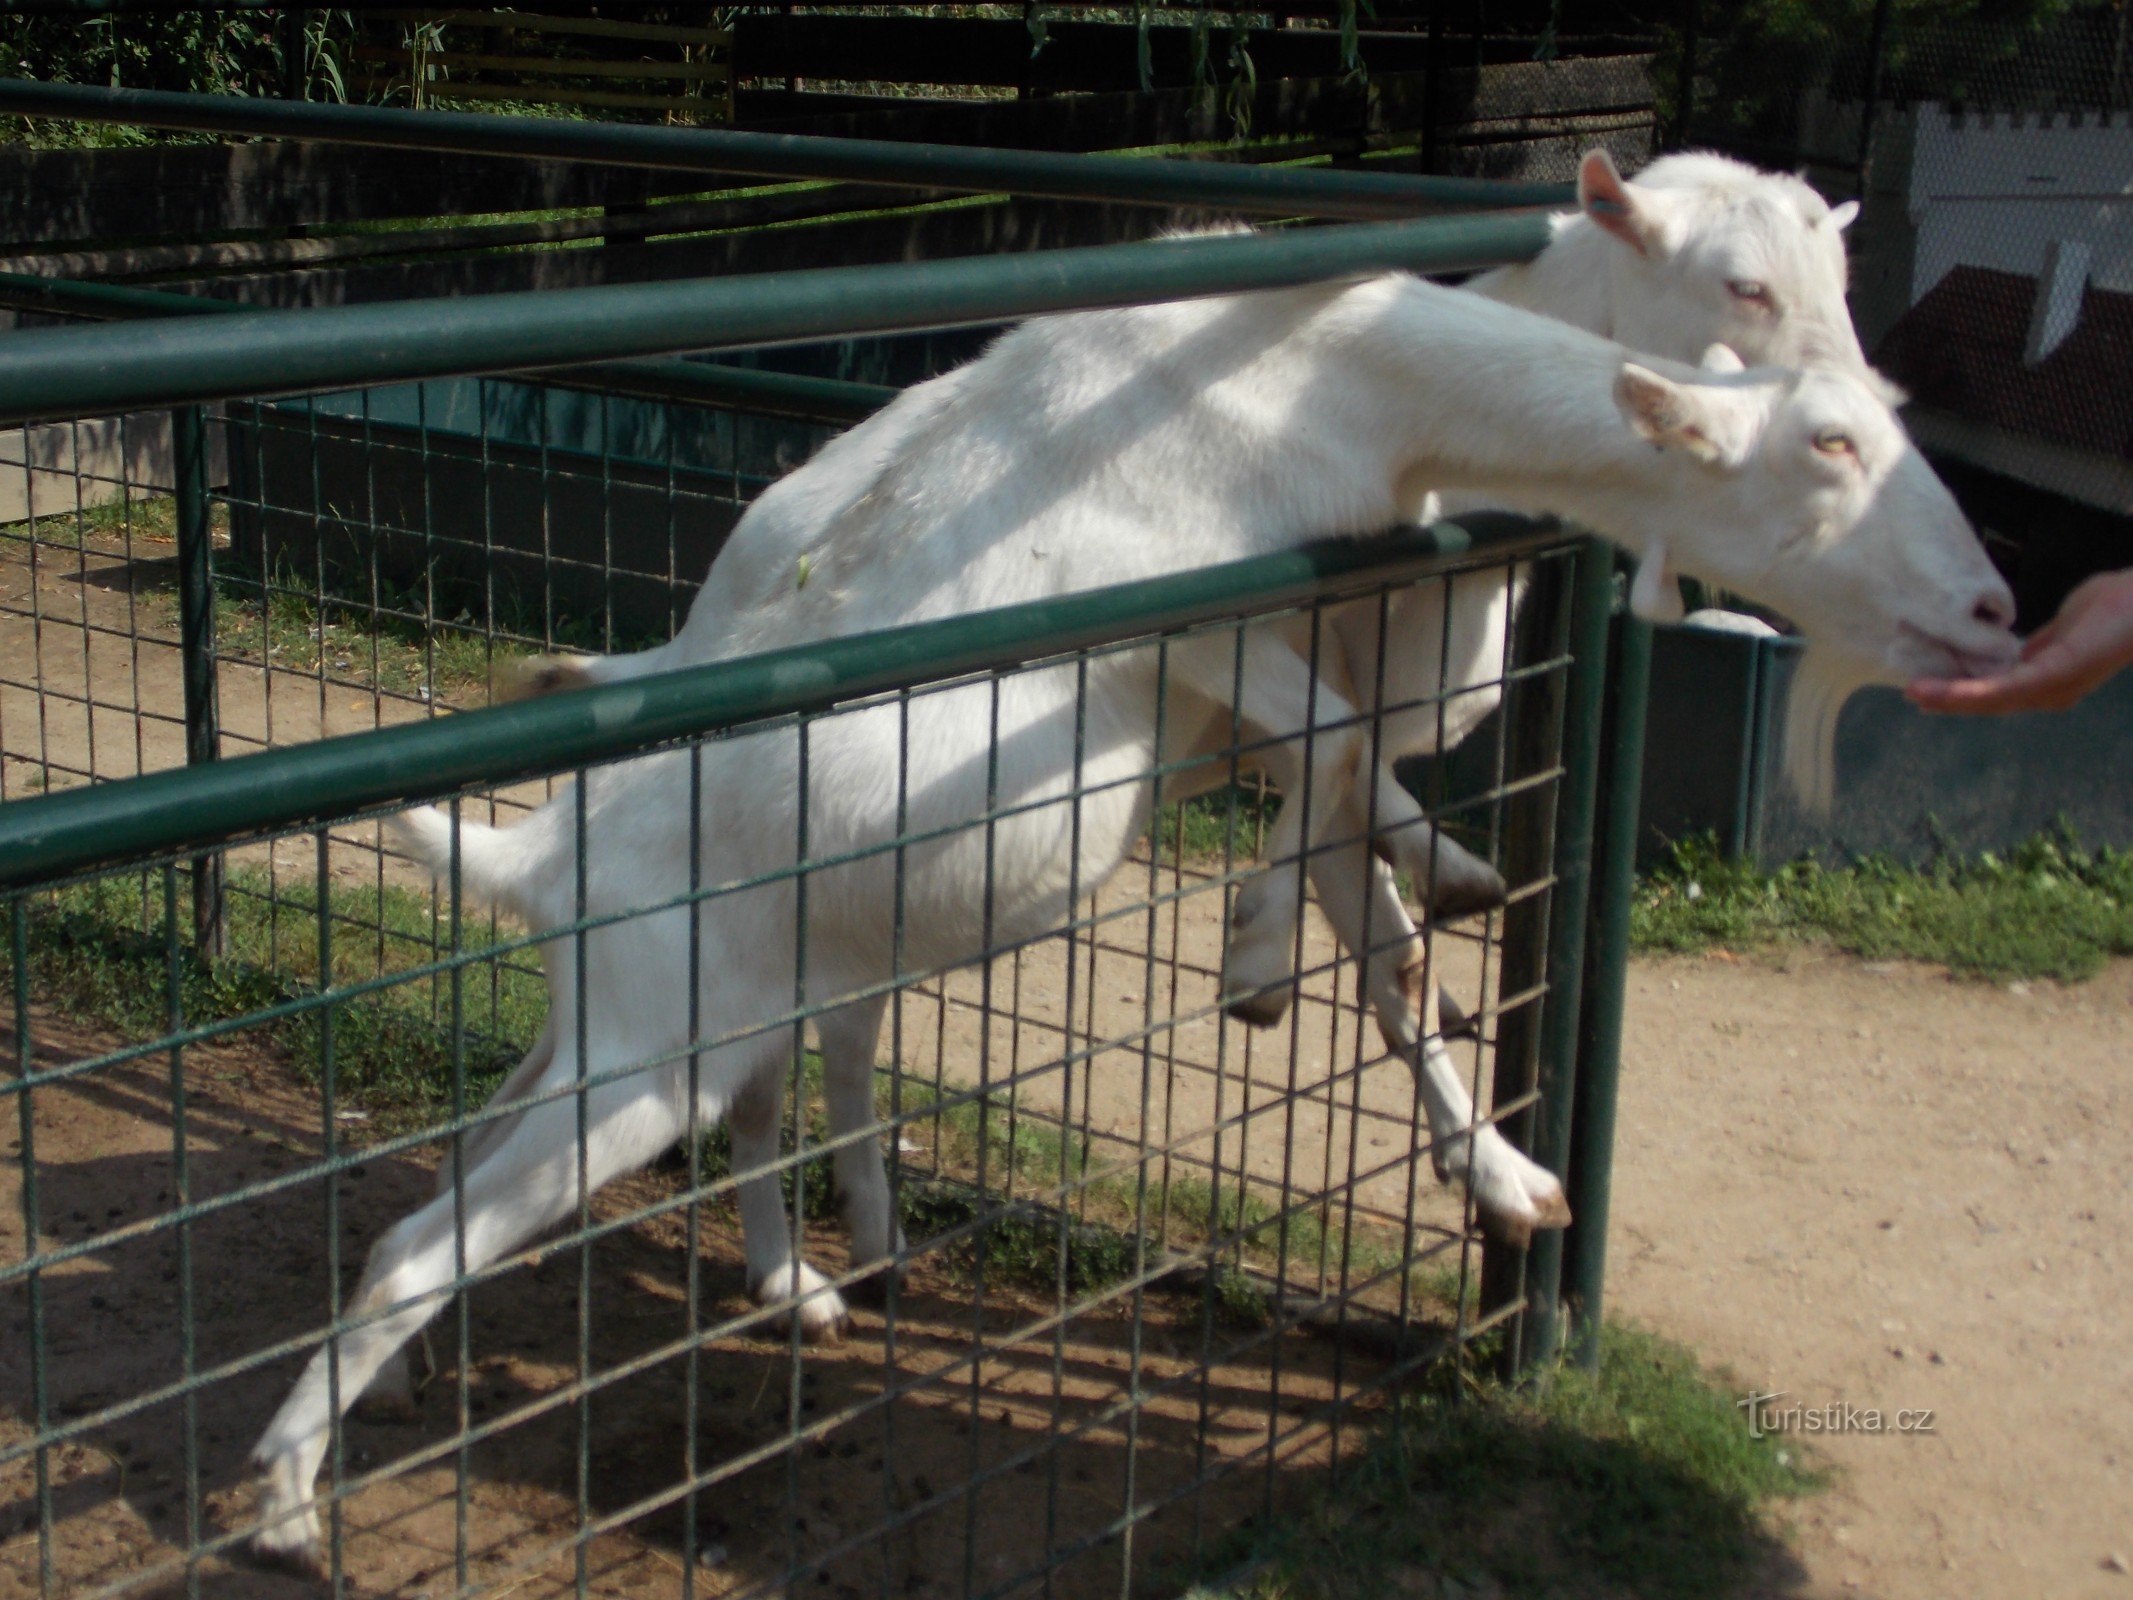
[1971,586,2015,632]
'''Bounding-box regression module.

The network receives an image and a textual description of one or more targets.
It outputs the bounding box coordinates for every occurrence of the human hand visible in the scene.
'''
[1907,568,2133,715]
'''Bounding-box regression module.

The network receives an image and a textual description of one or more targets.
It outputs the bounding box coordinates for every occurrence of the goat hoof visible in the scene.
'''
[755,1263,851,1345]
[1476,1189,1573,1251]
[1424,867,1509,923]
[1222,986,1291,1029]
[246,1507,325,1581]
[1471,1168,1572,1249]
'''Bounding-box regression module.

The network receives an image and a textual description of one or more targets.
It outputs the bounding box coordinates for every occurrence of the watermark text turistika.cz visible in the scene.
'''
[1738,1391,1936,1439]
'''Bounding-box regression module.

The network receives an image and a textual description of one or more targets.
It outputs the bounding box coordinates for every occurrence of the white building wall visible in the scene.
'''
[1907,105,2133,303]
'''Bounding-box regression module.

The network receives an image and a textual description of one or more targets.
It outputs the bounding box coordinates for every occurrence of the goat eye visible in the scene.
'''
[1812,429,1856,458]
[1727,279,1772,306]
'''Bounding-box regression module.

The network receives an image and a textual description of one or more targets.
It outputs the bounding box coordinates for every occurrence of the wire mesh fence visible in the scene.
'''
[0,107,1640,1600]
[1,505,1592,1600]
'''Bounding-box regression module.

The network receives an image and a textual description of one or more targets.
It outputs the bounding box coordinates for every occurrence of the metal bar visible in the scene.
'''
[0,271,901,426]
[1474,552,1570,1354]
[0,210,1555,426]
[172,404,225,957]
[1563,607,1653,1370]
[1854,0,1894,193]
[0,515,1563,892]
[281,5,307,101]
[1477,536,1608,1374]
[1516,537,1612,1370]
[0,76,1573,218]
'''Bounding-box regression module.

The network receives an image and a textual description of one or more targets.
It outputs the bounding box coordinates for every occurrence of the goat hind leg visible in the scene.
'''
[354,1011,564,1424]
[817,995,906,1302]
[730,1066,850,1343]
[248,1068,690,1574]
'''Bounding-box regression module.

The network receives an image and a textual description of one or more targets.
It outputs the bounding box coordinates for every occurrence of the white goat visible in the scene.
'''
[248,260,2018,1572]
[490,150,1911,1239]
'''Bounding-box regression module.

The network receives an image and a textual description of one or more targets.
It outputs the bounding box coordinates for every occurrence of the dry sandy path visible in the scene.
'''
[1609,949,2132,1600]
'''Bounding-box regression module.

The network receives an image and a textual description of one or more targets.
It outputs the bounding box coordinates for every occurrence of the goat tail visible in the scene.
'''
[387,805,546,924]
[493,643,670,704]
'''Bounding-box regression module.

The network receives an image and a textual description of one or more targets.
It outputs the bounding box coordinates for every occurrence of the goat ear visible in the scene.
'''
[1630,542,1687,624]
[1615,363,1737,465]
[1829,199,1860,232]
[1866,366,1909,408]
[1578,148,1658,258]
[1700,342,1747,374]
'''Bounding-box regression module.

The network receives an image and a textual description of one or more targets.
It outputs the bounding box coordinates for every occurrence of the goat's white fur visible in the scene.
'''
[247,170,2018,1573]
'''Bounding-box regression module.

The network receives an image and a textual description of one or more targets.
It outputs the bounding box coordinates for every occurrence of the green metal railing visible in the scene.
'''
[0,104,1647,1599]
[0,518,1557,890]
[0,209,1554,424]
[0,76,1574,219]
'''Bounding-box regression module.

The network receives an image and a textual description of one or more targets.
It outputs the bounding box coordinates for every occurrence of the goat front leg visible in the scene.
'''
[1297,805,1565,1244]
[1398,970,1570,1247]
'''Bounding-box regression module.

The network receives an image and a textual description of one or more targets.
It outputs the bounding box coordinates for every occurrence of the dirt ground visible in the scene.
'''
[0,994,1425,1600]
[1610,950,2133,1600]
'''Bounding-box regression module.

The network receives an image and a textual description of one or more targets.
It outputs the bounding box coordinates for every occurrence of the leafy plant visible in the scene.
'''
[1632,829,2133,982]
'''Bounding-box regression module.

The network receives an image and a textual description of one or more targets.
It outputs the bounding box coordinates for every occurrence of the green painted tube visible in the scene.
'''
[0,273,900,426]
[0,77,1573,218]
[0,516,1565,892]
[173,404,225,957]
[0,210,1554,426]
[1564,610,1654,1370]
[554,360,894,425]
[1506,535,1612,1375]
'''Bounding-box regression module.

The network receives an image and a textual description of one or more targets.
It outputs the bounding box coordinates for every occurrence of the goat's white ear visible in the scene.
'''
[1700,342,1747,374]
[1630,542,1687,623]
[1829,199,1860,232]
[1866,366,1909,408]
[1578,148,1659,258]
[1615,363,1728,463]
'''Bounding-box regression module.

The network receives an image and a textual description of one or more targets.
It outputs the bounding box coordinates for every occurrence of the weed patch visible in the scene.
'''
[1190,1324,1822,1600]
[1633,832,2133,982]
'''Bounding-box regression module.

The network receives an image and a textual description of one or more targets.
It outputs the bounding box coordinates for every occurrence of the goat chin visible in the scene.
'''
[1781,646,1874,813]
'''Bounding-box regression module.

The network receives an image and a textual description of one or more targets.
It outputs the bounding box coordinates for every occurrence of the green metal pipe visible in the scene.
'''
[1483,535,1612,1375]
[0,516,1566,893]
[0,210,1555,426]
[1563,609,1653,1371]
[0,77,1574,219]
[0,272,900,426]
[172,404,225,956]
[541,360,894,426]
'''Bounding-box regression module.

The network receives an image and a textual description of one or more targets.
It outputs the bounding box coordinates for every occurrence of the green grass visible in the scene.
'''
[1156,784,1281,863]
[9,491,559,702]
[4,867,544,1132]
[1633,831,2133,983]
[1189,1324,1824,1600]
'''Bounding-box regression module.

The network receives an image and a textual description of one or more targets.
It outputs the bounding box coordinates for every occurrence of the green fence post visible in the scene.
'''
[173,405,224,957]
[1480,535,1612,1376]
[1562,602,1654,1370]
[281,7,309,101]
